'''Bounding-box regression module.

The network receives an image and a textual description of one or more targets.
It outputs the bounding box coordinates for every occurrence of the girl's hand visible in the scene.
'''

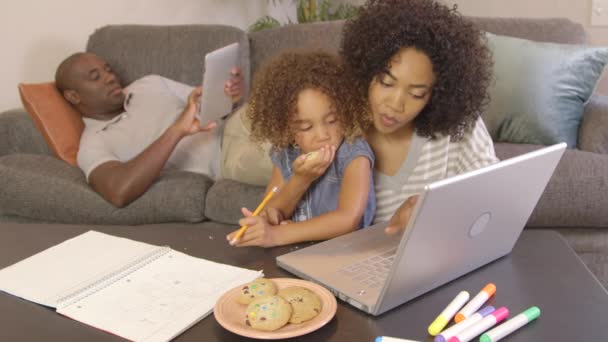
[262,207,286,225]
[384,196,419,235]
[226,207,280,248]
[224,67,243,104]
[293,145,336,183]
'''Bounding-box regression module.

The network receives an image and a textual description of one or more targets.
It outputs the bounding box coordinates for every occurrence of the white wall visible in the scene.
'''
[3,0,607,111]
[0,0,267,110]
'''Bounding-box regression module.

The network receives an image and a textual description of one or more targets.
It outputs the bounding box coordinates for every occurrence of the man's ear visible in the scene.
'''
[63,90,80,105]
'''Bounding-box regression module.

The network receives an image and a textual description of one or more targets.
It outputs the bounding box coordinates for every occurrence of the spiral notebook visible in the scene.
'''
[0,231,262,342]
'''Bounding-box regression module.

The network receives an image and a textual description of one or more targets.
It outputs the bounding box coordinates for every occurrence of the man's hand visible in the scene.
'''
[226,207,280,248]
[292,145,336,184]
[384,196,419,235]
[173,87,218,136]
[224,67,243,104]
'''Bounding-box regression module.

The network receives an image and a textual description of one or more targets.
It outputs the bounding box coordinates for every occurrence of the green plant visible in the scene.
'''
[249,0,360,32]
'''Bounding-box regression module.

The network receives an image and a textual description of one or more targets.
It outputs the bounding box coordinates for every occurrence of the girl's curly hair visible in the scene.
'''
[247,50,365,150]
[341,0,493,139]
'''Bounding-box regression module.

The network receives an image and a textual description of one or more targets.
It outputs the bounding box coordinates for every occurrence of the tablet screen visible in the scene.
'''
[199,42,240,126]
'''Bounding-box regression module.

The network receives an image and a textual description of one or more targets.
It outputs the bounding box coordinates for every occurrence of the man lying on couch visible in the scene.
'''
[55,52,242,207]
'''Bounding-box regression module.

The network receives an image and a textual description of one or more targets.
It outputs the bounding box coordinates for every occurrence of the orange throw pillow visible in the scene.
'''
[18,82,84,166]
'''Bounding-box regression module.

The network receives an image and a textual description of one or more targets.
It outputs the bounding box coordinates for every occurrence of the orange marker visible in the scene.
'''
[455,283,496,323]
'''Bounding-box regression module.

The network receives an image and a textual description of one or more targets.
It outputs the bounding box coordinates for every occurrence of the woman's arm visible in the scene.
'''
[228,156,372,247]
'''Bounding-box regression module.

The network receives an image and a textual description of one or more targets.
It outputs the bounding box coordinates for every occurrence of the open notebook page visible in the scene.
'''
[0,231,159,307]
[57,249,262,342]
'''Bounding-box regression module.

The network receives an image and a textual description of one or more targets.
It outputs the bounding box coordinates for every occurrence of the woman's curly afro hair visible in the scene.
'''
[247,50,365,149]
[341,0,493,139]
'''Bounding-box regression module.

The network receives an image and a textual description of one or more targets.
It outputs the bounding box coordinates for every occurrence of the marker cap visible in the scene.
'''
[493,307,509,322]
[524,306,541,321]
[428,316,449,336]
[482,283,496,296]
[479,334,491,342]
[478,306,496,317]
[454,313,465,323]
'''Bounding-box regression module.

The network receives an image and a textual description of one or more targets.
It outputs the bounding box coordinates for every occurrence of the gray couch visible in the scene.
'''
[1,18,607,287]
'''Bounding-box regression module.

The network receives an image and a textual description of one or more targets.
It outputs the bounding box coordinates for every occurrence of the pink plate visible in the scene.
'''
[214,278,337,339]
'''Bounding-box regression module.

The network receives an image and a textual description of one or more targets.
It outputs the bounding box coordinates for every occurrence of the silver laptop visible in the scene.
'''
[277,143,566,315]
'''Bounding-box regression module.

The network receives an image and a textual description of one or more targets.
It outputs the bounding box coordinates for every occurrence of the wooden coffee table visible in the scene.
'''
[1,223,607,341]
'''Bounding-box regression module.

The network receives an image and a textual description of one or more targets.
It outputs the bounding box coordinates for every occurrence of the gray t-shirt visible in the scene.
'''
[270,138,376,228]
[77,75,222,181]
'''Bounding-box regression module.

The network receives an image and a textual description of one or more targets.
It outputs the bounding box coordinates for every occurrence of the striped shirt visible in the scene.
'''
[373,118,499,224]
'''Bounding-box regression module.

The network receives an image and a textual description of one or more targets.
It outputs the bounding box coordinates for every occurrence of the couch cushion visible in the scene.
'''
[468,17,587,45]
[18,82,84,166]
[482,33,608,148]
[86,24,250,96]
[0,154,212,224]
[578,94,608,154]
[0,110,51,157]
[221,103,273,186]
[205,179,265,225]
[495,143,608,228]
[249,20,344,78]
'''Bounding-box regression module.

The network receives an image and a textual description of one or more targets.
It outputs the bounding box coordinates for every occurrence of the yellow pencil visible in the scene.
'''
[230,186,278,245]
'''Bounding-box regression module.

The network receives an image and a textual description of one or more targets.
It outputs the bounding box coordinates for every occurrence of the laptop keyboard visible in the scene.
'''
[337,248,397,289]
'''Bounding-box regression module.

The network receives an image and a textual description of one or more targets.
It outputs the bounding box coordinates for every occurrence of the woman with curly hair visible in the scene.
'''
[226,51,376,247]
[340,0,499,233]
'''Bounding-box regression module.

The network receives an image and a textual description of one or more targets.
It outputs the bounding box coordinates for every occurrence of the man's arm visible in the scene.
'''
[89,87,215,207]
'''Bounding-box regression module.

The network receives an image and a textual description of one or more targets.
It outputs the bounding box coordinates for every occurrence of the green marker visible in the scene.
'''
[480,306,540,342]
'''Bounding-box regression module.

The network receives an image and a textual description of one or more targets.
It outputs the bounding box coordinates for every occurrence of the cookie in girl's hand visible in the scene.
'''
[246,295,292,331]
[304,150,319,161]
[278,286,322,323]
[237,278,278,305]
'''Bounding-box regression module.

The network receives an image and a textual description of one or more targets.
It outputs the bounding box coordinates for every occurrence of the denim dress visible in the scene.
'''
[270,138,376,228]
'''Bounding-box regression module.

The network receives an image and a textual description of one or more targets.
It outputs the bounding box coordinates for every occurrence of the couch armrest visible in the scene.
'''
[578,94,608,154]
[0,154,212,224]
[0,109,51,157]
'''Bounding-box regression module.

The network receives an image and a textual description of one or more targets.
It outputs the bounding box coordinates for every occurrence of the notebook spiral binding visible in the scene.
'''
[56,246,172,308]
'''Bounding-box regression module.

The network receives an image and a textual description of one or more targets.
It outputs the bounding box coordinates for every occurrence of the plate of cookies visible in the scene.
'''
[214,277,337,339]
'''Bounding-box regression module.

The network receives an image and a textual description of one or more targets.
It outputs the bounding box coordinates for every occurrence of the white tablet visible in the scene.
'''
[198,42,240,125]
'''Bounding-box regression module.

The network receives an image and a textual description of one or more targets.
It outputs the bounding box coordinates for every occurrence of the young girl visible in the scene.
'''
[226,51,376,247]
[341,0,499,233]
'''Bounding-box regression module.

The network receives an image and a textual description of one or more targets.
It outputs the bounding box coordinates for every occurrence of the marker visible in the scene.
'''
[454,283,495,323]
[479,306,541,342]
[375,337,420,342]
[434,306,495,342]
[448,306,509,342]
[428,291,470,336]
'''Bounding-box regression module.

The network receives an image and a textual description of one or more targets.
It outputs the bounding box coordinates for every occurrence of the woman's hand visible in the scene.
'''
[384,196,419,235]
[292,145,336,184]
[226,207,281,248]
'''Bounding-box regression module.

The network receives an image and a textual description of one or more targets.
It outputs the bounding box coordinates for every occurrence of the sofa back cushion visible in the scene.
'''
[86,25,250,92]
[249,17,586,78]
[249,20,344,79]
[467,17,586,44]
